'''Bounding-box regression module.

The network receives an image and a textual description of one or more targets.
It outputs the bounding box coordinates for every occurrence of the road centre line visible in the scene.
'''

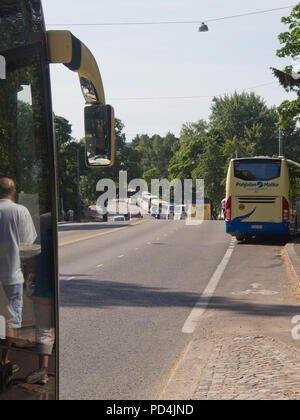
[59,219,146,247]
[182,241,235,334]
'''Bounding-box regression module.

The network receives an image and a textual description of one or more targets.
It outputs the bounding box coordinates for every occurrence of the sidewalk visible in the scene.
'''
[159,238,300,400]
[285,237,300,288]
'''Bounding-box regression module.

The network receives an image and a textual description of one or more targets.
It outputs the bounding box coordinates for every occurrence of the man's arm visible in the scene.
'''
[18,206,37,245]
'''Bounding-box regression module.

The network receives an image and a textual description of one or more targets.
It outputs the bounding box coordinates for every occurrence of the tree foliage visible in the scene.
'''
[271,3,300,128]
[56,91,300,218]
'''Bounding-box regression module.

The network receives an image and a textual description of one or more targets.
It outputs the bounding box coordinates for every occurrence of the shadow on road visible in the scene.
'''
[60,277,300,317]
[237,235,290,246]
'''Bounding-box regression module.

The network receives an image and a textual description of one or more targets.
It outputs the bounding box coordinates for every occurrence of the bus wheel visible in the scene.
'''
[236,233,244,242]
[244,234,252,243]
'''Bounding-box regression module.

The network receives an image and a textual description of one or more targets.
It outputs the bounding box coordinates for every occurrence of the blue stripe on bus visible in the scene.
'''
[232,207,256,223]
[226,221,289,234]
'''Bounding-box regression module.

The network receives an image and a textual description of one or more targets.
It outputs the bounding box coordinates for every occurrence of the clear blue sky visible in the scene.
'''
[43,0,297,142]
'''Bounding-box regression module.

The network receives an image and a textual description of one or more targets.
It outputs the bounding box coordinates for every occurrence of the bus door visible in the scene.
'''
[0,0,115,400]
[0,42,58,400]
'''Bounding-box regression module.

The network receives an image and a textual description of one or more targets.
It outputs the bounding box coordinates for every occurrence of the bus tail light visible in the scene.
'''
[282,197,289,222]
[225,196,232,221]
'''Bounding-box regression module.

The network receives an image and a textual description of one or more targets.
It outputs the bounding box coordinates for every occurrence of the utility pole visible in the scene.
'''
[77,146,81,221]
[279,128,284,157]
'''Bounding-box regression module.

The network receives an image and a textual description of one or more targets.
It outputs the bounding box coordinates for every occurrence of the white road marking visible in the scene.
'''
[182,243,235,334]
[118,254,125,258]
[65,276,75,281]
[96,264,104,268]
[232,283,278,296]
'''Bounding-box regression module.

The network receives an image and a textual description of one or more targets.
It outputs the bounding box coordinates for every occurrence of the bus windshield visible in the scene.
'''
[234,159,281,181]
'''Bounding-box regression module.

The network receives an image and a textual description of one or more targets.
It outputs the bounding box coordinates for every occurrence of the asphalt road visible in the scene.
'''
[58,218,300,400]
[58,218,231,399]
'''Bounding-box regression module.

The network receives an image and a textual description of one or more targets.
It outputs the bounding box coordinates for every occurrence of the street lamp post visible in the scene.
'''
[76,145,81,221]
[279,128,284,157]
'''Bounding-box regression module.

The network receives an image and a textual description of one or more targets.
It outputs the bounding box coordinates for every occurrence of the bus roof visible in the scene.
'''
[232,156,281,161]
[286,159,300,169]
[286,159,300,175]
[232,157,300,171]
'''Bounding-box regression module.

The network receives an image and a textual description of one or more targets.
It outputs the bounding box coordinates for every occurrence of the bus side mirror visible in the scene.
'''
[85,104,115,167]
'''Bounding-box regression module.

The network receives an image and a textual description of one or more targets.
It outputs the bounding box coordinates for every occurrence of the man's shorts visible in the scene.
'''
[33,296,55,355]
[2,284,23,329]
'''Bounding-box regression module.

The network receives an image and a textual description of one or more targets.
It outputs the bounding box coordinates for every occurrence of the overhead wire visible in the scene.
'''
[46,5,296,27]
[47,5,295,104]
[108,82,277,102]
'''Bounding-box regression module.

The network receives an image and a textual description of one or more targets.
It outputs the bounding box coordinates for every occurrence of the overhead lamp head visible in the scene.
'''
[198,22,208,32]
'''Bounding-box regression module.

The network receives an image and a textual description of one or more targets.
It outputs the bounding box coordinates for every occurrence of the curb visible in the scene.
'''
[158,339,214,400]
[282,242,300,287]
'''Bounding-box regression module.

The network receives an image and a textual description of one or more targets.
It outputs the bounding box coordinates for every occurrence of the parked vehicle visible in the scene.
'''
[150,199,164,219]
[141,194,158,213]
[218,198,226,220]
[174,204,187,220]
[130,210,143,221]
[160,202,175,220]
[187,198,211,221]
[86,205,108,222]
[137,191,151,207]
[225,157,300,240]
[114,215,126,222]
[150,200,175,219]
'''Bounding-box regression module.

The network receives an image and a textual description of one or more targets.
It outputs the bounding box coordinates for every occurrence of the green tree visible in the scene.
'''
[152,132,178,179]
[134,134,154,173]
[143,168,160,188]
[210,92,279,157]
[168,120,208,182]
[191,133,226,215]
[168,92,298,212]
[271,3,300,128]
[54,115,82,219]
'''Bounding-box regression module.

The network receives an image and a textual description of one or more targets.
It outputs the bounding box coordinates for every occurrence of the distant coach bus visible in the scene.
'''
[187,198,211,221]
[225,157,300,240]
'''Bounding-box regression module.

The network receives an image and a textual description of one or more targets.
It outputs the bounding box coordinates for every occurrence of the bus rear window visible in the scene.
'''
[234,159,281,181]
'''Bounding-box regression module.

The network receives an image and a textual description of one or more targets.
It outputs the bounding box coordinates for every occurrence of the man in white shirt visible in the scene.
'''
[0,178,37,367]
